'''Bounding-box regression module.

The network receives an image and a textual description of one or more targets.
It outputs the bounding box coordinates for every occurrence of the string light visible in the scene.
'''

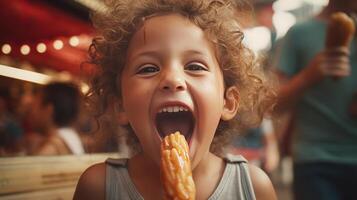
[69,36,80,47]
[53,40,63,50]
[36,43,47,53]
[20,45,31,55]
[2,35,85,56]
[1,44,11,54]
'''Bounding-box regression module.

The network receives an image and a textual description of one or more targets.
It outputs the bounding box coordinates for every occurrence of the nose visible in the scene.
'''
[159,67,187,92]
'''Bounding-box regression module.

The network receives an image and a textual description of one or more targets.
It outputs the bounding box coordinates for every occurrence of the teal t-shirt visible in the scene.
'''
[277,18,357,164]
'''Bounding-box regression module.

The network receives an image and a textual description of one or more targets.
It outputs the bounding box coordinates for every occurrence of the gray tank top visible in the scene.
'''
[105,155,256,200]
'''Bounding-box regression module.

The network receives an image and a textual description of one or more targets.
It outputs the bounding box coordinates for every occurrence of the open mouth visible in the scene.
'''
[155,106,195,142]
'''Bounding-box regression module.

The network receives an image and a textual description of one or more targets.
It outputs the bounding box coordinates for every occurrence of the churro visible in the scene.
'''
[160,132,195,200]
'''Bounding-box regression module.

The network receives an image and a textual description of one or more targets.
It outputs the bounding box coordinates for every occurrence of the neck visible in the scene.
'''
[192,152,225,200]
[127,153,163,199]
[192,152,223,178]
[38,124,57,136]
[128,153,161,176]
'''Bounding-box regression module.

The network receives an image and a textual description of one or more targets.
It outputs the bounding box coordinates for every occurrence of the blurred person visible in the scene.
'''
[28,82,85,155]
[0,89,25,156]
[274,0,357,199]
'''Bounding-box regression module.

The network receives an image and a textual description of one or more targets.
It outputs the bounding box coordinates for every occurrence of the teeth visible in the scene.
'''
[173,107,179,112]
[158,106,189,113]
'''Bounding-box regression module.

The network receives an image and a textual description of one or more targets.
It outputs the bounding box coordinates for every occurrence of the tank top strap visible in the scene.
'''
[225,154,256,200]
[224,154,248,163]
[105,158,143,200]
[106,157,128,166]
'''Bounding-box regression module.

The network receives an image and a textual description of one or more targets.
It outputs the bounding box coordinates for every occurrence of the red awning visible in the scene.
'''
[0,0,94,75]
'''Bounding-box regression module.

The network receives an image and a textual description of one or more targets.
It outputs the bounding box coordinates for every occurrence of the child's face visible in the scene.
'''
[119,14,233,168]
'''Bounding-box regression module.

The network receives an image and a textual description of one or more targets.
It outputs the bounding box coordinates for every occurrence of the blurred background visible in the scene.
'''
[0,0,332,199]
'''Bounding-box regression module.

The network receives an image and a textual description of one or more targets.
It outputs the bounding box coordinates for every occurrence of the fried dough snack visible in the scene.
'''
[160,132,196,200]
[326,12,355,48]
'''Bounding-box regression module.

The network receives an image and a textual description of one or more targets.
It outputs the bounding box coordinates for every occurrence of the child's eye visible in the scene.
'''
[185,62,208,71]
[136,64,159,75]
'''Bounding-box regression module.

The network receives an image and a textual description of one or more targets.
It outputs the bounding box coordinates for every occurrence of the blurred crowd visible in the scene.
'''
[0,81,119,156]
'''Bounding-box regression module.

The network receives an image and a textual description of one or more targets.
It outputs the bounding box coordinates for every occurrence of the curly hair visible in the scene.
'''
[86,0,276,154]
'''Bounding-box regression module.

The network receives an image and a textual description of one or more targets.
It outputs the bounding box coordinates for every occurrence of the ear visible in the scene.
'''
[221,86,239,121]
[115,102,129,125]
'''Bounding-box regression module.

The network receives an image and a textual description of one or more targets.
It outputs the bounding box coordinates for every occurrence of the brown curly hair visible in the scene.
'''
[86,0,276,154]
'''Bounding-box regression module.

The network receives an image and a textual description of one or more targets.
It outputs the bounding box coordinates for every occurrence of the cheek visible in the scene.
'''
[33,108,48,125]
[198,74,225,109]
[31,105,42,120]
[121,79,154,125]
[194,74,225,136]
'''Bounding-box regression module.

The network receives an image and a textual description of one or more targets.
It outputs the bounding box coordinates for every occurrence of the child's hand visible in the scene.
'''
[302,47,350,84]
[161,132,195,200]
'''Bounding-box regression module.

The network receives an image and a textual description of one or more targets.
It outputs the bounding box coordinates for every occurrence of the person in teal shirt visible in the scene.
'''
[275,0,357,199]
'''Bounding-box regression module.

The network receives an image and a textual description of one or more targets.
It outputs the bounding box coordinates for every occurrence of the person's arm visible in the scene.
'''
[275,61,318,112]
[249,164,277,200]
[34,143,58,155]
[275,47,350,113]
[73,163,106,200]
[34,136,70,155]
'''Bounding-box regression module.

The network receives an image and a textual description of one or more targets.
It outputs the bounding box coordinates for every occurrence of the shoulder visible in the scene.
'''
[248,164,277,200]
[35,136,66,155]
[291,19,323,33]
[282,19,321,46]
[73,162,106,200]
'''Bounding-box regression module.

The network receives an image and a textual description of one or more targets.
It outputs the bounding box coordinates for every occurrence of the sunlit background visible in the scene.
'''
[243,0,329,52]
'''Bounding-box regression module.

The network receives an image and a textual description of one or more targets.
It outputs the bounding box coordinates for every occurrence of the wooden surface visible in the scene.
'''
[0,153,118,200]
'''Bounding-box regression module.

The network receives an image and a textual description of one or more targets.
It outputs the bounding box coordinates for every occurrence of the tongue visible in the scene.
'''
[156,112,193,139]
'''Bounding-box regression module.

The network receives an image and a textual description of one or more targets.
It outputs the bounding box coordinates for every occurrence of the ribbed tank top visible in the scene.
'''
[105,155,256,200]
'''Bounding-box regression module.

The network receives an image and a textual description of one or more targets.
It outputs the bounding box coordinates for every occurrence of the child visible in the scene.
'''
[74,0,276,199]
